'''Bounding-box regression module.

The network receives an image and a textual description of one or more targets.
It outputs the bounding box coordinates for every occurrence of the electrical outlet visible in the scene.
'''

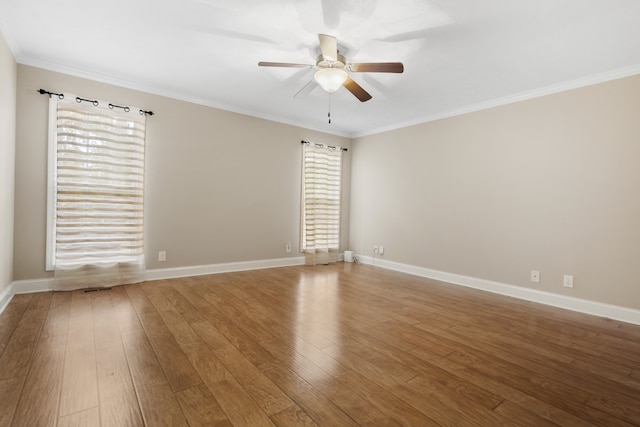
[373,245,378,254]
[530,270,540,283]
[379,245,384,255]
[563,275,574,288]
[158,251,166,262]
[285,242,291,253]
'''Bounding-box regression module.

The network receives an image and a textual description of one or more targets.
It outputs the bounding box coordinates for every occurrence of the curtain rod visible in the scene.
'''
[301,140,347,152]
[37,89,154,116]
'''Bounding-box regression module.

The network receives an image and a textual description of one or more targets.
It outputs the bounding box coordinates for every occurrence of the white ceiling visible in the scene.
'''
[1,0,640,137]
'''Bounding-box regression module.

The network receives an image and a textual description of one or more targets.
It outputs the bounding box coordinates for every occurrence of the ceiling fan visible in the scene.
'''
[258,34,404,102]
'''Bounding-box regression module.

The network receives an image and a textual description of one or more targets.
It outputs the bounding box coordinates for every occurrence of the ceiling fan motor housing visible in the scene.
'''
[316,53,347,69]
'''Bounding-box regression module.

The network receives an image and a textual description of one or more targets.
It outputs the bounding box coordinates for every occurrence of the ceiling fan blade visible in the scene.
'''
[318,34,338,61]
[348,62,404,73]
[258,62,313,68]
[294,80,318,99]
[343,77,372,102]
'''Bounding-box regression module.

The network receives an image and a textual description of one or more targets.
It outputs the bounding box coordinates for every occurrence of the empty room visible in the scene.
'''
[1,0,639,426]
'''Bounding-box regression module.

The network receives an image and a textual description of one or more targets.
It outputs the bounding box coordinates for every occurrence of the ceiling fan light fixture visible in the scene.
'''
[314,68,348,93]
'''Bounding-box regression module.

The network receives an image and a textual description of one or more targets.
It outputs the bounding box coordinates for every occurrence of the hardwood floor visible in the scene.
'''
[1,263,639,426]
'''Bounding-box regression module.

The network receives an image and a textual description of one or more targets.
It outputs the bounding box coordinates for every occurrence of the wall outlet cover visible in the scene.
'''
[530,270,540,283]
[563,275,574,288]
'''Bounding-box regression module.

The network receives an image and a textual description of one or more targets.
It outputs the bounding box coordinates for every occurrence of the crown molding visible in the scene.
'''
[17,57,353,138]
[353,64,640,138]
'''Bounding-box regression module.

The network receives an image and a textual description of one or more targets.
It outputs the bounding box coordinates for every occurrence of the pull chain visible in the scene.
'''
[328,94,332,124]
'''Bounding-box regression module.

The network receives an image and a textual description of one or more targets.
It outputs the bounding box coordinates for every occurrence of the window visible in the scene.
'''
[46,95,146,289]
[301,142,342,265]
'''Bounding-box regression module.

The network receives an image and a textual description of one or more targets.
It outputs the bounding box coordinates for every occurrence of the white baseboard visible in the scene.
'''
[9,254,637,325]
[356,255,640,326]
[0,283,15,314]
[1,257,305,315]
[12,277,54,295]
[1,277,55,314]
[145,256,305,281]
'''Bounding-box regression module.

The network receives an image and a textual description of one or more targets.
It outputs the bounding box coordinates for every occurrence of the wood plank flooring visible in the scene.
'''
[0,263,639,426]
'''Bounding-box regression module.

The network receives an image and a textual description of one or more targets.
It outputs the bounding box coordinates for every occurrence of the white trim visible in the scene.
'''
[0,283,15,314]
[1,256,306,314]
[144,256,305,281]
[20,55,640,140]
[10,254,638,325]
[353,64,640,138]
[17,58,353,138]
[12,278,54,295]
[356,255,640,326]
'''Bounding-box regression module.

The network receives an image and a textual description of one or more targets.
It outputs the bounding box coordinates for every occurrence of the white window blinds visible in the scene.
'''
[46,95,146,290]
[301,143,342,265]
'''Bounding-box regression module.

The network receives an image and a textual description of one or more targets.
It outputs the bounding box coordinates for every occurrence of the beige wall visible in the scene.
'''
[350,75,640,310]
[0,32,16,295]
[12,62,640,312]
[14,65,351,280]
